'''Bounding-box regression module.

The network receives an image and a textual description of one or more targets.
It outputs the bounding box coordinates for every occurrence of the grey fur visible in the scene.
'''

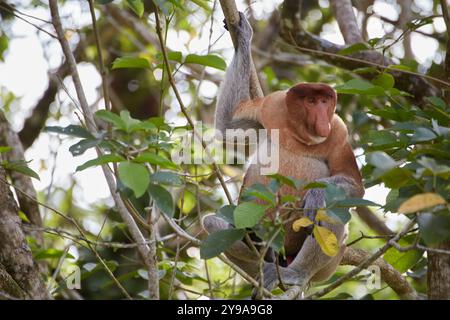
[214,12,261,135]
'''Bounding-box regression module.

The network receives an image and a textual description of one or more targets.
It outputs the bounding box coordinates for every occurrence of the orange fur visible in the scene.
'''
[233,86,364,254]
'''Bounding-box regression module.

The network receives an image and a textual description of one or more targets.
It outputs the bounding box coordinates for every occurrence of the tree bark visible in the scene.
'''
[0,161,50,299]
[0,111,43,234]
[342,247,418,299]
[427,240,450,299]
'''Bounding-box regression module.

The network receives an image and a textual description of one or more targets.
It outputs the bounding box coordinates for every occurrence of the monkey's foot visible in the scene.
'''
[251,263,308,299]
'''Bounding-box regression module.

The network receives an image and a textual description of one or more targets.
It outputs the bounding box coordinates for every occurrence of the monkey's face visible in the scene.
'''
[286,83,337,144]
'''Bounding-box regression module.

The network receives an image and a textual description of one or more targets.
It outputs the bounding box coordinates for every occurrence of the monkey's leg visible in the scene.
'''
[259,221,347,292]
[202,214,260,278]
[310,244,346,282]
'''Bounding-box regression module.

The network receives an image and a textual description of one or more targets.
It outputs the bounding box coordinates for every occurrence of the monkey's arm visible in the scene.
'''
[326,141,364,197]
[215,13,263,135]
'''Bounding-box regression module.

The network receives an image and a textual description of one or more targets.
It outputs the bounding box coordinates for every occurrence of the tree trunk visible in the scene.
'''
[0,162,50,299]
[427,240,450,299]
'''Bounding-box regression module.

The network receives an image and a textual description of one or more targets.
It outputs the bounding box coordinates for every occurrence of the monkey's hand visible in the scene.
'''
[223,12,253,45]
[302,188,326,228]
[252,263,308,299]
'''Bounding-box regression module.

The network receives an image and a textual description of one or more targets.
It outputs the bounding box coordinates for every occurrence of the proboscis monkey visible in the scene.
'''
[202,13,364,296]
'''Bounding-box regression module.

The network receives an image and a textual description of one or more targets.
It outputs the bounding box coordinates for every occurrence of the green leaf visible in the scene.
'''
[119,110,140,132]
[267,174,303,189]
[234,202,266,229]
[426,96,446,110]
[381,167,413,189]
[335,79,385,96]
[0,146,12,153]
[126,0,144,17]
[338,42,370,55]
[302,182,327,190]
[352,67,377,74]
[241,183,276,205]
[44,125,93,139]
[326,207,351,224]
[366,130,398,147]
[418,157,450,178]
[76,154,124,171]
[156,51,183,63]
[112,56,150,69]
[325,184,346,205]
[118,162,149,198]
[418,212,450,245]
[411,127,437,143]
[372,73,395,89]
[384,235,423,273]
[148,183,174,217]
[34,248,75,260]
[217,205,236,225]
[191,0,210,11]
[134,152,177,169]
[3,161,40,180]
[368,37,382,47]
[153,0,177,15]
[366,151,397,170]
[69,138,102,156]
[387,64,413,72]
[0,35,9,62]
[95,110,126,130]
[129,121,157,132]
[200,229,246,259]
[150,171,183,186]
[97,0,115,4]
[185,54,226,71]
[335,198,381,207]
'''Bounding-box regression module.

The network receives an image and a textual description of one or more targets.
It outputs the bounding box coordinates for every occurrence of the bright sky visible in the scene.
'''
[0,0,443,230]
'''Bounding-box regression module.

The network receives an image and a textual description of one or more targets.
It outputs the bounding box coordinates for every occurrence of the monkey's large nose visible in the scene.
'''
[315,120,331,137]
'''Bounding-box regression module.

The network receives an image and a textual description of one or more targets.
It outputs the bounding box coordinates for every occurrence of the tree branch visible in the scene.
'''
[280,0,442,103]
[355,207,393,236]
[48,0,155,294]
[330,0,363,44]
[342,247,418,300]
[440,0,450,107]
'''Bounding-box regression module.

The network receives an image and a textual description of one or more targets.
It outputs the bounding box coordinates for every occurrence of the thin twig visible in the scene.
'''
[87,0,112,112]
[281,36,450,88]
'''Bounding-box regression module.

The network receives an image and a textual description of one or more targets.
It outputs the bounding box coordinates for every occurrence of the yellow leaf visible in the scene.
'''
[398,192,447,214]
[177,190,196,215]
[315,209,337,224]
[292,217,313,232]
[313,225,339,257]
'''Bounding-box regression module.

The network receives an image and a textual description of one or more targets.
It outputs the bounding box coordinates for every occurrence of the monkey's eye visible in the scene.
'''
[307,97,315,104]
[321,98,328,104]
